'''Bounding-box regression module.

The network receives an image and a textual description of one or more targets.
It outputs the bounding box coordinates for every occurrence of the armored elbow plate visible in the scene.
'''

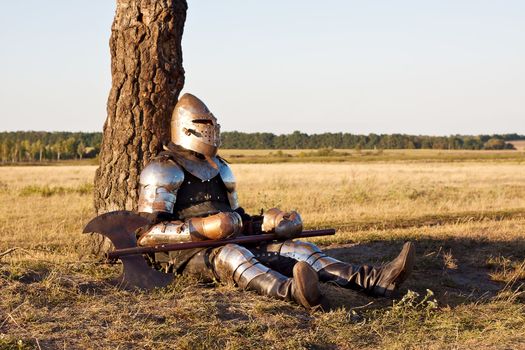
[218,158,240,210]
[138,221,191,246]
[138,159,185,213]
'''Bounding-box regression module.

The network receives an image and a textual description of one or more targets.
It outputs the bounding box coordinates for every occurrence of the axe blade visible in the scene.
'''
[83,210,149,250]
[83,210,174,290]
[118,254,174,291]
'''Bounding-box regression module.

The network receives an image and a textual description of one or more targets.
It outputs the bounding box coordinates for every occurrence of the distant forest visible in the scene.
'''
[221,131,523,150]
[0,132,102,162]
[0,131,522,163]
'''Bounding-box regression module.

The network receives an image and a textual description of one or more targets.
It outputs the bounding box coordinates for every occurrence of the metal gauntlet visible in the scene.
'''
[188,211,243,241]
[261,208,303,238]
[138,212,243,246]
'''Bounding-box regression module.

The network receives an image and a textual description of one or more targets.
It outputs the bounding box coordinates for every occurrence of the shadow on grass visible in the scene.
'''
[320,236,525,310]
[75,235,525,312]
[2,235,523,315]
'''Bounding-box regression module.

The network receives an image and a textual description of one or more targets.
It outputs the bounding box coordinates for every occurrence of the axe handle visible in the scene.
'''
[107,228,336,259]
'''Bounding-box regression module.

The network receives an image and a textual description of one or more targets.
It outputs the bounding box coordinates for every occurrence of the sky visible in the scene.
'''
[0,0,524,135]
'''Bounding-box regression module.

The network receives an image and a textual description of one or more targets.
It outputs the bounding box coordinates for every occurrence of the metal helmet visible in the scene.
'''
[171,93,221,157]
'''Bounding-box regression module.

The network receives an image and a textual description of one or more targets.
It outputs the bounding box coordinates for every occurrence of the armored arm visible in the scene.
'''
[137,157,243,246]
[137,211,243,246]
[136,157,184,244]
[261,208,303,239]
[218,157,239,210]
[138,157,184,215]
[216,157,269,235]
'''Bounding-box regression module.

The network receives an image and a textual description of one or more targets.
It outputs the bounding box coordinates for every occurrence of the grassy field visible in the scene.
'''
[1,153,525,349]
[2,148,524,167]
[218,148,525,163]
[509,140,525,151]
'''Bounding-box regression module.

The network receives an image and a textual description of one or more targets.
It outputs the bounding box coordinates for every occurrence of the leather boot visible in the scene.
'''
[213,244,322,308]
[372,242,415,296]
[245,261,321,309]
[318,242,415,296]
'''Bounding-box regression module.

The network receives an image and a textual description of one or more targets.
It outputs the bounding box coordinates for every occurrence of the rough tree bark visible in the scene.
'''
[91,0,187,255]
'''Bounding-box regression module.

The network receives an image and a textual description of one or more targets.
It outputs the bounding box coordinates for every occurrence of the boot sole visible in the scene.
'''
[293,261,321,309]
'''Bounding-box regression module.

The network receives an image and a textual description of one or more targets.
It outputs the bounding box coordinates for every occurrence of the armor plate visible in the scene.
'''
[280,240,339,272]
[218,159,240,210]
[171,149,220,181]
[188,212,243,240]
[138,221,190,246]
[214,244,270,289]
[173,168,232,219]
[138,159,184,213]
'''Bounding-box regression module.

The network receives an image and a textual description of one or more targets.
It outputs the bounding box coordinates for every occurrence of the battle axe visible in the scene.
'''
[83,210,335,290]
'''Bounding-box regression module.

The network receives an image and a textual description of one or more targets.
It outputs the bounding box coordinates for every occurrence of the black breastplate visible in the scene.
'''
[174,170,232,220]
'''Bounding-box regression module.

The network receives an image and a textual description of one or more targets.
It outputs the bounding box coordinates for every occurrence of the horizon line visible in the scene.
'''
[1,130,524,138]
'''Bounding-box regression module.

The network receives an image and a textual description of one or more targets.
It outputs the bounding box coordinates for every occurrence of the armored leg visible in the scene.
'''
[268,240,415,297]
[182,249,217,282]
[210,244,321,309]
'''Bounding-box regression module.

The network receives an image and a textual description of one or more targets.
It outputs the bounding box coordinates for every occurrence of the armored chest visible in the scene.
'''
[174,170,232,219]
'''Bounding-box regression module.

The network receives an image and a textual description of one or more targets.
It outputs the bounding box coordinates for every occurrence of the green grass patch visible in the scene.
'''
[18,183,93,197]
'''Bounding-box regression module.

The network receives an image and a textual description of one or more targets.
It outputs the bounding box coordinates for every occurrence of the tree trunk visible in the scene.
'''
[91,0,187,255]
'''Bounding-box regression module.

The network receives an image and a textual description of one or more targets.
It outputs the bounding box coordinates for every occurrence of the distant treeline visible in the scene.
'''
[0,131,522,163]
[221,131,522,150]
[0,132,102,162]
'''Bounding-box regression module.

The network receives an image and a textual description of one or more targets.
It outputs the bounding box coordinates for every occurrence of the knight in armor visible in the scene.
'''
[137,93,416,309]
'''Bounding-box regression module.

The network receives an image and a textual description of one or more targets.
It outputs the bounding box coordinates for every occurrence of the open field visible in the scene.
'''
[509,140,525,151]
[1,159,525,349]
[2,148,525,167]
[218,148,525,163]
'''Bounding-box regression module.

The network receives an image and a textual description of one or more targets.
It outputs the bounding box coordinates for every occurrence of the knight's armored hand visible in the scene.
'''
[188,211,243,241]
[138,212,243,246]
[261,208,303,239]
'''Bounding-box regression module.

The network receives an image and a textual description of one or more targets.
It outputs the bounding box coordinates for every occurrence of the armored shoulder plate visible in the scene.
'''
[218,158,239,210]
[138,158,185,213]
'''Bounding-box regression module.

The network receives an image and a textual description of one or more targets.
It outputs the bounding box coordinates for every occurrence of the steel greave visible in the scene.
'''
[212,244,292,299]
[278,240,381,291]
[279,240,340,271]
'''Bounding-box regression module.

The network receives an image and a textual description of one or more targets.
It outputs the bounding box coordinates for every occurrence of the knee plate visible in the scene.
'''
[280,240,340,272]
[213,244,269,289]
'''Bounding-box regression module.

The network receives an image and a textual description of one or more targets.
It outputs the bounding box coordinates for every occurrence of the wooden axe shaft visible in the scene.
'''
[107,228,336,259]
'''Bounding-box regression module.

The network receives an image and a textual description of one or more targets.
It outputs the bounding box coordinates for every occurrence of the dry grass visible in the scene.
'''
[508,140,525,151]
[1,159,525,349]
[235,162,525,228]
[218,148,525,163]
